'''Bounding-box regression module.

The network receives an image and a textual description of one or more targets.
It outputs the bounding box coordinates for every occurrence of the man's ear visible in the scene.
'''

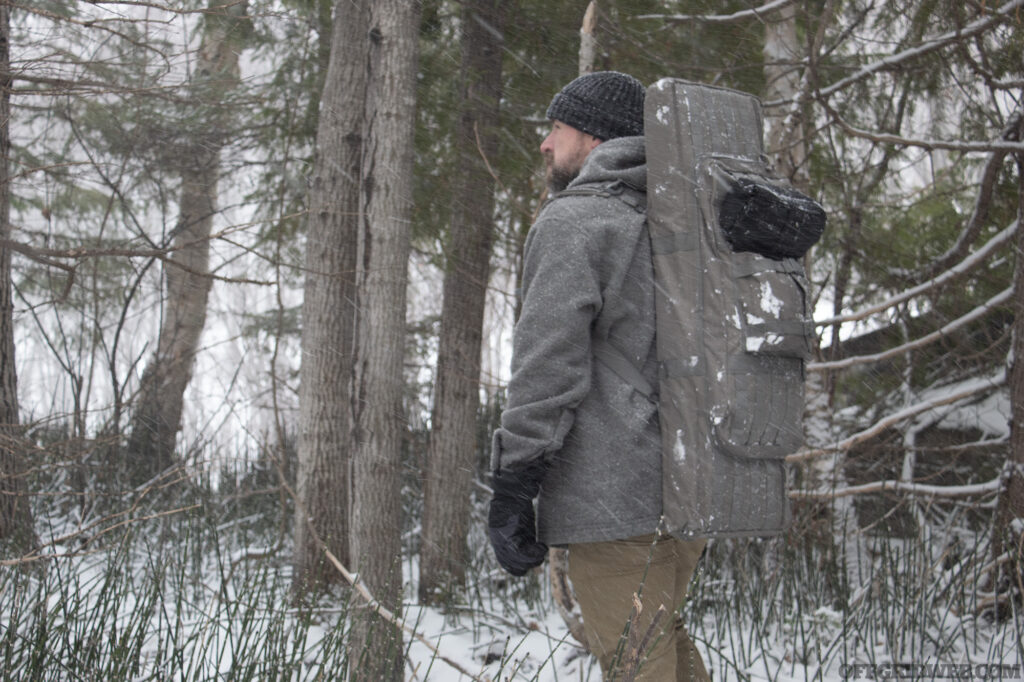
[585,134,603,152]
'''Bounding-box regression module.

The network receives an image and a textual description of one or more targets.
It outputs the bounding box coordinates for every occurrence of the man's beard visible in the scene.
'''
[546,162,580,194]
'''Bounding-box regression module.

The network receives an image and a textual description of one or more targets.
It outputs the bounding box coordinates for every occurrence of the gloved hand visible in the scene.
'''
[487,462,548,576]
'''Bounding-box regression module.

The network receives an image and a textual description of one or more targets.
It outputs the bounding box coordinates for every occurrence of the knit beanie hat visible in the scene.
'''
[545,71,645,140]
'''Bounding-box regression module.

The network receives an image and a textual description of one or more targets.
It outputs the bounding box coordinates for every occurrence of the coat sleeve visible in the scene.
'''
[491,205,604,471]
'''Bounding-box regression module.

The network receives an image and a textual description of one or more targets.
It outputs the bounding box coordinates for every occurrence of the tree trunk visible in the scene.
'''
[126,2,249,486]
[994,146,1024,596]
[762,0,808,189]
[347,0,420,678]
[292,0,371,594]
[419,0,509,605]
[578,1,598,76]
[0,2,36,553]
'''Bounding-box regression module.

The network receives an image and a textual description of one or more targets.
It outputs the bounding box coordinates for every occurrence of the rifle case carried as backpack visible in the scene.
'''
[644,78,825,538]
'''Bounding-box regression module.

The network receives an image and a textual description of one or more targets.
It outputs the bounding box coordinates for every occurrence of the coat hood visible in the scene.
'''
[569,135,646,192]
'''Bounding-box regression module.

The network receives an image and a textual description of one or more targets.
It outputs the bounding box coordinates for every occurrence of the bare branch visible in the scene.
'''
[1,213,290,286]
[820,100,1024,153]
[548,548,588,648]
[0,469,196,567]
[635,0,795,24]
[810,287,1013,371]
[811,0,1024,102]
[814,220,1017,327]
[791,475,1003,500]
[8,1,176,55]
[578,1,598,75]
[892,113,1024,281]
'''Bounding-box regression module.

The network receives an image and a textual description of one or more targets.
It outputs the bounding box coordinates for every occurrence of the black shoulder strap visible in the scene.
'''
[592,338,656,401]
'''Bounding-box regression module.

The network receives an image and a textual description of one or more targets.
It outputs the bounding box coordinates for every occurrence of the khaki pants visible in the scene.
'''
[568,534,709,682]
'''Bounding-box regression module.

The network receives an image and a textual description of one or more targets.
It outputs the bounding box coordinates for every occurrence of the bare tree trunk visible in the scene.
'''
[126,2,249,485]
[419,0,509,605]
[994,145,1024,597]
[292,0,371,594]
[347,0,419,677]
[0,2,36,553]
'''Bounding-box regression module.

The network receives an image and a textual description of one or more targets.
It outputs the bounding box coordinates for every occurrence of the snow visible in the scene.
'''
[759,279,784,317]
[13,489,1019,682]
[674,428,687,463]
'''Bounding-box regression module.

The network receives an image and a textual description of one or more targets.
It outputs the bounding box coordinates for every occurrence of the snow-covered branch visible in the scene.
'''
[787,370,1007,463]
[810,287,1013,372]
[814,221,1017,327]
[813,0,1024,101]
[791,475,1003,500]
[635,0,794,24]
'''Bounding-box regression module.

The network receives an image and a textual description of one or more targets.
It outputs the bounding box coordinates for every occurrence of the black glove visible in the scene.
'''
[487,462,548,576]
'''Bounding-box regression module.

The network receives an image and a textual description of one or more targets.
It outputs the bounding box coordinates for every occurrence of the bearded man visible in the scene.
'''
[487,71,710,682]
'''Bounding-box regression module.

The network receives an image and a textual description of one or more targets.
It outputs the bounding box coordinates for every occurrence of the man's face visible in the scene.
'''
[540,121,602,193]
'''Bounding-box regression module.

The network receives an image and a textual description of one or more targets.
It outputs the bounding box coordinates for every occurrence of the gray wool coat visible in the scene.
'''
[491,135,663,546]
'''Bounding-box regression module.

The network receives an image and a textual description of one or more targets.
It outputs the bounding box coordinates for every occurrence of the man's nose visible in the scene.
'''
[539,132,553,154]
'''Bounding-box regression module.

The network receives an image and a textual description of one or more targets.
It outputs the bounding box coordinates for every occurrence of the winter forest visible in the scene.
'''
[0,0,1022,679]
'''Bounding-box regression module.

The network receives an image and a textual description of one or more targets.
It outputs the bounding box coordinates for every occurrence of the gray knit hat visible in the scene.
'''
[546,71,645,140]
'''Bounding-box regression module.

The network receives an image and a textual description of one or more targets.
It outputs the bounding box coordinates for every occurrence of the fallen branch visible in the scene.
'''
[549,548,588,649]
[0,495,198,567]
[278,477,490,682]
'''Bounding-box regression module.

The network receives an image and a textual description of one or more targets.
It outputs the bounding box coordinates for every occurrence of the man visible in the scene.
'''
[488,71,710,681]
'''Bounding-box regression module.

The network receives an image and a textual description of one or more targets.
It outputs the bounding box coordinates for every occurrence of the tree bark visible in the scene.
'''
[419,0,509,604]
[578,1,598,76]
[126,2,249,485]
[347,0,420,678]
[762,0,808,189]
[292,0,371,594]
[0,1,36,553]
[994,142,1024,594]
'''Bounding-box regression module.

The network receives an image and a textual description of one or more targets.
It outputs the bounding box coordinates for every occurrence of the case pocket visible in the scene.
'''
[705,156,826,260]
[732,253,812,360]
